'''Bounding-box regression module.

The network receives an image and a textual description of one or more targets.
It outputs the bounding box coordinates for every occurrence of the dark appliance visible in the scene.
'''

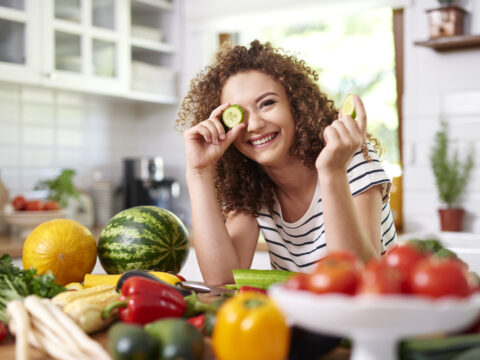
[123,157,180,212]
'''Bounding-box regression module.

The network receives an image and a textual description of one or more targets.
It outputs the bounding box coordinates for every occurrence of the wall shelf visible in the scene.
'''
[414,34,480,52]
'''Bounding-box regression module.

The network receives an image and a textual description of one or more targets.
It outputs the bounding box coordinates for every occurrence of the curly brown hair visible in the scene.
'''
[176,40,374,217]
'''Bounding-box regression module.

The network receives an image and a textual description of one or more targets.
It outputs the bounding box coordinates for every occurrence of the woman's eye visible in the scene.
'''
[260,99,275,108]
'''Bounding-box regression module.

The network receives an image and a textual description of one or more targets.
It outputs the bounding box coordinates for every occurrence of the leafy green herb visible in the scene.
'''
[0,254,66,322]
[430,120,474,208]
[34,169,80,208]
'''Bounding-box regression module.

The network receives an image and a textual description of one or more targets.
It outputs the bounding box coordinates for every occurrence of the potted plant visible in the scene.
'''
[430,120,474,231]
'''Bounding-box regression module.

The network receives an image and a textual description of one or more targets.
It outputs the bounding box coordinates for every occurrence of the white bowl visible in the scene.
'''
[269,285,480,360]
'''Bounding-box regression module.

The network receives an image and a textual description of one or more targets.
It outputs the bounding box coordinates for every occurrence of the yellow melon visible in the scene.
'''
[23,219,97,286]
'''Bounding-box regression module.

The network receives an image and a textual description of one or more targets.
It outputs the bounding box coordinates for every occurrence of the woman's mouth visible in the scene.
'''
[249,132,278,146]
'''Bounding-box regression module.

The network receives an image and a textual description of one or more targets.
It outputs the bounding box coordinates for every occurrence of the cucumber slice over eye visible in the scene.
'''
[341,94,356,120]
[222,105,244,128]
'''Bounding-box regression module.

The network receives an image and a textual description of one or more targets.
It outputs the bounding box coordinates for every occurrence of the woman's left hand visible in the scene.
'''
[315,94,367,174]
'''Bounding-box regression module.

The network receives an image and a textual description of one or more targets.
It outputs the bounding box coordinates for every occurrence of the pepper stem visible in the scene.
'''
[102,300,127,319]
[244,299,266,309]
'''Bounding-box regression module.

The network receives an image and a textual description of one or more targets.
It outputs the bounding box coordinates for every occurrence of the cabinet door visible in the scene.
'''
[42,0,128,94]
[0,0,42,84]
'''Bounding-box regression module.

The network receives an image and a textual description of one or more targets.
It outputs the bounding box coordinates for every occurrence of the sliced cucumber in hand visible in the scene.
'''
[222,105,244,128]
[341,94,356,120]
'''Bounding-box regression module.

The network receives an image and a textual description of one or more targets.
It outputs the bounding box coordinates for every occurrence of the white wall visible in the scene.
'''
[0,82,188,227]
[402,0,480,233]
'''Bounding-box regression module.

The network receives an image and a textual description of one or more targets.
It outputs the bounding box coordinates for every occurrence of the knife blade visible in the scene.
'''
[180,280,236,296]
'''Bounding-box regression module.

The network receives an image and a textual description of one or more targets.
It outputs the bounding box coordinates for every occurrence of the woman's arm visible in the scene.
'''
[316,95,382,262]
[318,169,382,261]
[187,170,259,285]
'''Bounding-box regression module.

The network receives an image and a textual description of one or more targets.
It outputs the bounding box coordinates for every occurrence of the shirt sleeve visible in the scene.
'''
[346,142,392,203]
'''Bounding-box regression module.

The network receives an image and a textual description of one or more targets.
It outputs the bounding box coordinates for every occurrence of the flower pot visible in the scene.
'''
[438,208,465,232]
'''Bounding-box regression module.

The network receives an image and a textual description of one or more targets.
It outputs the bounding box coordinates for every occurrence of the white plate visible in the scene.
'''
[269,285,480,360]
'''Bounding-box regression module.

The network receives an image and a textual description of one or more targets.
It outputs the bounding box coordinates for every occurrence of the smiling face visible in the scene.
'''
[220,70,296,167]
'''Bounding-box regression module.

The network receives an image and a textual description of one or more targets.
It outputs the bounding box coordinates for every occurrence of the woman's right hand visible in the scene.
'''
[184,103,245,173]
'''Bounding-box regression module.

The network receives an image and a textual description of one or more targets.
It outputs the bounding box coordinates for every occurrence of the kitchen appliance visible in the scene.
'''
[122,157,180,213]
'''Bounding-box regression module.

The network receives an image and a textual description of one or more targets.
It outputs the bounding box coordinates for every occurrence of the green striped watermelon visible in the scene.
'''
[97,206,189,274]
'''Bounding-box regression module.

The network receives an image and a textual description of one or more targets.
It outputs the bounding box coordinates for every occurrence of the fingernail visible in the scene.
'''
[220,133,226,140]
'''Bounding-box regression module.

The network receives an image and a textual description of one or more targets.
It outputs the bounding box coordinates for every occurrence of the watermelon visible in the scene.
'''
[97,206,189,274]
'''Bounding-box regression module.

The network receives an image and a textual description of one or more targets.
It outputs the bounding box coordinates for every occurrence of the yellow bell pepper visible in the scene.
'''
[212,292,290,360]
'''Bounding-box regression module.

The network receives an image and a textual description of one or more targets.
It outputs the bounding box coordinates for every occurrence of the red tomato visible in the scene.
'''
[408,258,471,299]
[24,199,44,211]
[357,260,403,295]
[43,200,60,211]
[0,321,6,342]
[11,195,26,211]
[284,273,309,291]
[383,243,429,292]
[308,252,361,295]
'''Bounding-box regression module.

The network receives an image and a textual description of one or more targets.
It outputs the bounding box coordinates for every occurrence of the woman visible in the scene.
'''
[176,40,396,285]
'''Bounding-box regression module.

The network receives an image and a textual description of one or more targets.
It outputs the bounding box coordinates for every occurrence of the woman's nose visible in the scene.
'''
[246,111,266,132]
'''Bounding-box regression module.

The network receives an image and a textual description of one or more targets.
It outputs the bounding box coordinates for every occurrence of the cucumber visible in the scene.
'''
[400,333,480,360]
[340,94,356,120]
[232,269,297,290]
[222,105,244,128]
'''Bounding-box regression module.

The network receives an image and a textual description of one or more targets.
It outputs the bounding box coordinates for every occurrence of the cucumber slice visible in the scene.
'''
[341,94,356,120]
[222,105,244,128]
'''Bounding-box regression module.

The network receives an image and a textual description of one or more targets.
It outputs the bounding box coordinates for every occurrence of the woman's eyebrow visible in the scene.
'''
[255,91,278,103]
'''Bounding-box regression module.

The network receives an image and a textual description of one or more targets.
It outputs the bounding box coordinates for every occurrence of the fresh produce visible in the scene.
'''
[104,276,187,325]
[212,292,290,360]
[0,321,7,342]
[8,296,110,360]
[409,258,471,299]
[341,93,356,119]
[97,206,189,274]
[108,322,159,360]
[231,269,297,290]
[23,219,97,286]
[52,284,120,333]
[187,312,216,336]
[357,260,403,295]
[308,251,362,295]
[114,270,192,297]
[0,254,66,323]
[383,243,430,292]
[11,195,26,210]
[11,195,60,211]
[400,333,480,360]
[145,318,204,360]
[222,104,244,128]
[83,270,181,289]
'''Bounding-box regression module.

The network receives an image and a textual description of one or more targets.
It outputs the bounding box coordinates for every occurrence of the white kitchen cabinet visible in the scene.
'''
[0,0,181,104]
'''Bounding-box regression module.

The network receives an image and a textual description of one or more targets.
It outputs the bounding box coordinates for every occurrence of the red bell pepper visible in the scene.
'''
[239,285,267,294]
[103,276,187,325]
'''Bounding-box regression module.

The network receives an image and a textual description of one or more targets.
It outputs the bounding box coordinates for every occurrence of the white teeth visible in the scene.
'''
[251,134,275,146]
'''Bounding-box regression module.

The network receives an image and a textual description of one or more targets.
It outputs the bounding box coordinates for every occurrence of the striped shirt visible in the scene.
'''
[256,143,397,273]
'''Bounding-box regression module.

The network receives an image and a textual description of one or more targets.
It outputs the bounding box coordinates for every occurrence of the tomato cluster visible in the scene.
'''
[285,244,477,299]
[11,195,60,211]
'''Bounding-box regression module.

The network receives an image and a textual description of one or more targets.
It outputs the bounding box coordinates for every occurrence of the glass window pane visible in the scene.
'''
[55,0,81,23]
[55,31,81,72]
[0,19,25,64]
[93,39,116,77]
[92,0,115,30]
[0,0,25,10]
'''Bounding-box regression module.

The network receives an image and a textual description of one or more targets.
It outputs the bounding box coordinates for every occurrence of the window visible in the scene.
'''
[239,7,400,165]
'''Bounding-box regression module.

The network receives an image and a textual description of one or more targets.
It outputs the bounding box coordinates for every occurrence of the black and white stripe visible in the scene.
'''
[256,143,397,273]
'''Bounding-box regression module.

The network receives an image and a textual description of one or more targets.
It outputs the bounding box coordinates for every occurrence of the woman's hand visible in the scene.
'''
[184,103,245,174]
[316,95,367,174]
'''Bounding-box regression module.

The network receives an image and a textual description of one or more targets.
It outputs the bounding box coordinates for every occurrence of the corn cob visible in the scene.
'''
[62,288,120,333]
[83,271,181,288]
[51,284,114,308]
